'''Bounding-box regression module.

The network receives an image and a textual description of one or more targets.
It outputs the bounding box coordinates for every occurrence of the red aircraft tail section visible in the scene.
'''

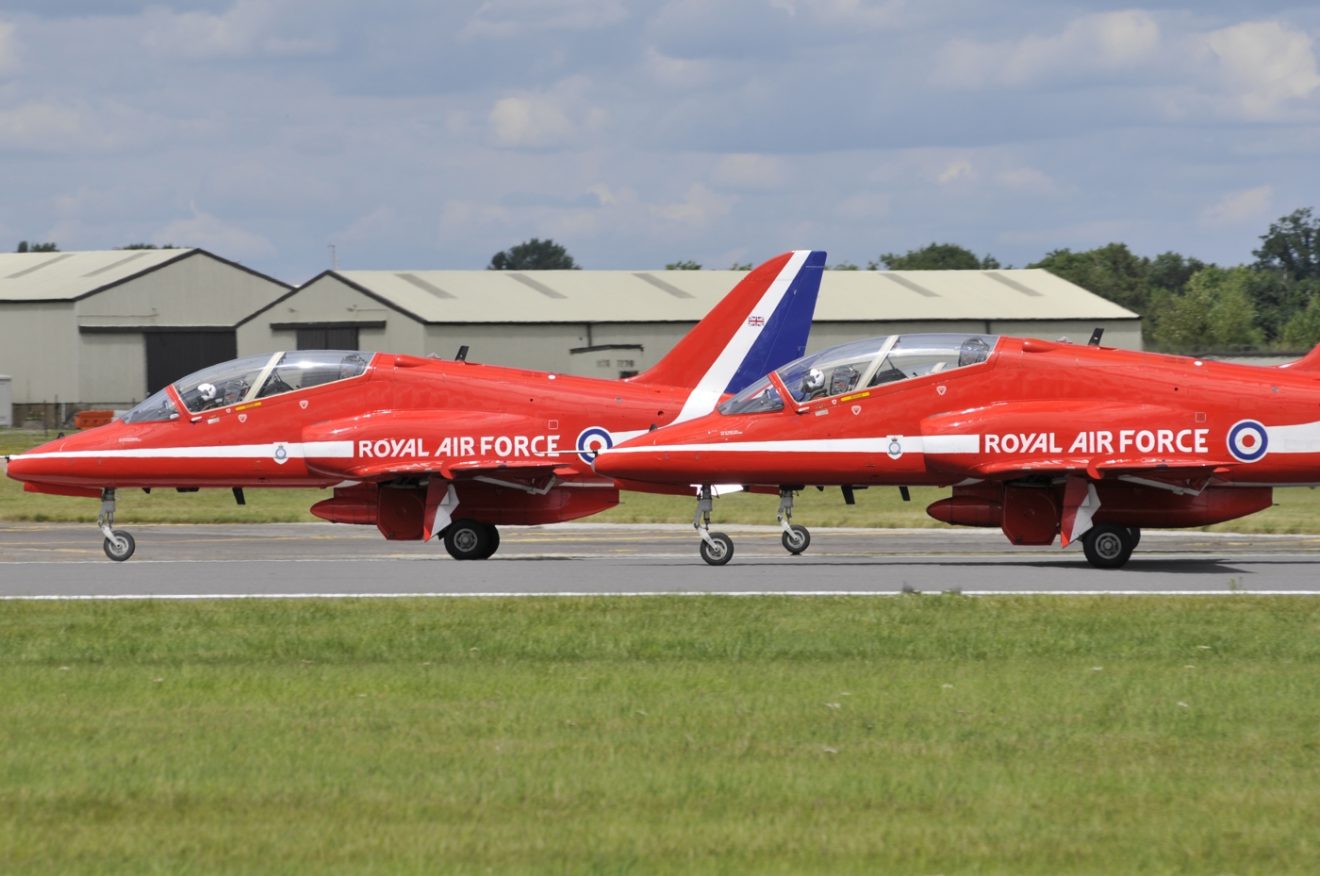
[1281,342,1320,372]
[629,250,825,397]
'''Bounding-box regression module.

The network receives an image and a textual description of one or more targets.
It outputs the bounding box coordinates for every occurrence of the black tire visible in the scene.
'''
[103,530,136,562]
[1128,527,1141,549]
[699,532,734,566]
[443,519,490,561]
[781,524,810,555]
[1082,523,1135,569]
[476,524,501,560]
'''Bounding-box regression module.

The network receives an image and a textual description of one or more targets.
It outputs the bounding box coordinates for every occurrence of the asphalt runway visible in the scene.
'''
[1,521,1319,598]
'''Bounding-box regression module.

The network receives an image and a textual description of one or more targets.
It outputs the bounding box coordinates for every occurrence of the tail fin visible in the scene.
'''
[630,249,826,419]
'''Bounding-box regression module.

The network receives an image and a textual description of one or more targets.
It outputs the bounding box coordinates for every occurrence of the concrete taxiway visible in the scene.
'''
[1,522,1318,598]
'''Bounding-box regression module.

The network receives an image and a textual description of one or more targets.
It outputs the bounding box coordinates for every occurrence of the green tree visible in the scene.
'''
[665,260,701,270]
[1150,266,1264,352]
[1030,243,1153,313]
[15,241,58,252]
[829,262,861,270]
[871,242,1000,270]
[488,238,579,270]
[1280,293,1320,349]
[1253,208,1320,281]
[729,261,753,271]
[120,243,179,250]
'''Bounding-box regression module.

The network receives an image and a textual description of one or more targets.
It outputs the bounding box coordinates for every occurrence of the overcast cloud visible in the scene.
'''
[2,1,1319,282]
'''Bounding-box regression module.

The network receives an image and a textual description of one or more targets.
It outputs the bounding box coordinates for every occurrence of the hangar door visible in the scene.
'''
[146,330,238,393]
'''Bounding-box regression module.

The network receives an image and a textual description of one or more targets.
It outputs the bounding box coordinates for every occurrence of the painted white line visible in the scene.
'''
[1,590,1318,601]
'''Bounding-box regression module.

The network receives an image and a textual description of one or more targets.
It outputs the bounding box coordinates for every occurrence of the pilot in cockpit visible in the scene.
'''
[801,368,826,400]
[958,336,990,367]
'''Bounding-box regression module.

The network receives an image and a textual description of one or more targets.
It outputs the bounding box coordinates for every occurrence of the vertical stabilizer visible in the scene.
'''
[630,250,826,421]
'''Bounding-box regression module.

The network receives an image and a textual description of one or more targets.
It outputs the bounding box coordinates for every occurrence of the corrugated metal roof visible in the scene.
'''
[0,249,194,302]
[328,267,1137,323]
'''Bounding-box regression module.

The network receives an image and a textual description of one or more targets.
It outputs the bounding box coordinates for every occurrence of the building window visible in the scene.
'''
[296,326,360,350]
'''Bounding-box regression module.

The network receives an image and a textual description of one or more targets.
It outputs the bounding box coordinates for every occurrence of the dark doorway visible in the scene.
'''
[145,331,238,393]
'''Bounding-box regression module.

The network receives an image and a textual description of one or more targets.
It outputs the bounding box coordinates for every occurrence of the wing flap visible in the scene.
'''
[970,455,1239,481]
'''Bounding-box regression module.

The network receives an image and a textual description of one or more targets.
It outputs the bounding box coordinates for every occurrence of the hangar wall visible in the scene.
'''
[238,276,424,355]
[0,302,79,406]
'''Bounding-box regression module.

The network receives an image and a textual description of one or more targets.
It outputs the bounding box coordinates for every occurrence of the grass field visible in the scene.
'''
[7,427,1320,532]
[1,596,1317,873]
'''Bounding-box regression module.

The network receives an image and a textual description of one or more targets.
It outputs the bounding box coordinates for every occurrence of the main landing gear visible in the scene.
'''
[98,488,136,562]
[1081,523,1140,569]
[692,485,812,566]
[441,518,500,560]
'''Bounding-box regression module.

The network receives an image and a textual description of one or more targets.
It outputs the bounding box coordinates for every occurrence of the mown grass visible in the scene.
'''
[1,596,1318,873]
[6,427,1320,531]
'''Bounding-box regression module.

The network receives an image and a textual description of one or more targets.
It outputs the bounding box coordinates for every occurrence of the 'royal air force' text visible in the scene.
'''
[982,429,1209,455]
[357,435,562,458]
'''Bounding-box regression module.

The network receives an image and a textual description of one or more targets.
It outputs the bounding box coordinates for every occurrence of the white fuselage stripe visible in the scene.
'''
[605,435,981,455]
[14,441,356,461]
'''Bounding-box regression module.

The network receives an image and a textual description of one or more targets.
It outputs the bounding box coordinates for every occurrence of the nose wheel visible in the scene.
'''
[777,488,810,555]
[103,530,136,562]
[693,485,734,566]
[96,488,136,562]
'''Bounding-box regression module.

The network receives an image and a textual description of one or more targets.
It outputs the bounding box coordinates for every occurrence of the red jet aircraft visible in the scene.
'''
[593,331,1320,568]
[5,251,826,561]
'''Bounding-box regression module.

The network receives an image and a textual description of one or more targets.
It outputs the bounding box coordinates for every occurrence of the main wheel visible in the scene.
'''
[103,530,136,562]
[699,532,734,566]
[476,524,501,560]
[443,519,490,561]
[1082,523,1135,569]
[781,524,810,555]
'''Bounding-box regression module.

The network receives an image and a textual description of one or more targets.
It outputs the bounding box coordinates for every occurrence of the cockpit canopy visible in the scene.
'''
[718,333,999,415]
[122,351,371,423]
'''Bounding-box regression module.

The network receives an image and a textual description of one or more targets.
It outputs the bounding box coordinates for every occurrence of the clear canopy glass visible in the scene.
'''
[121,351,370,422]
[718,333,998,415]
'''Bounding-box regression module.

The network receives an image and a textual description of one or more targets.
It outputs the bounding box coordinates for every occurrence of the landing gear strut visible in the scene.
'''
[777,488,810,555]
[694,485,733,566]
[1081,522,1137,569]
[442,518,500,560]
[98,488,136,562]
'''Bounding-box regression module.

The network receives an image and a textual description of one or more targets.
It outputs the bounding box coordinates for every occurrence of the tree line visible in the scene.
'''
[22,208,1320,354]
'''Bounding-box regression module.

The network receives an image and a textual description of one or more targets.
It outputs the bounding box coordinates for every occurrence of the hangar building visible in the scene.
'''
[240,267,1140,379]
[0,249,290,424]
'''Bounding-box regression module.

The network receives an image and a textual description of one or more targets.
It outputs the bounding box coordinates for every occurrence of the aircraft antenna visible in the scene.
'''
[1088,328,1104,346]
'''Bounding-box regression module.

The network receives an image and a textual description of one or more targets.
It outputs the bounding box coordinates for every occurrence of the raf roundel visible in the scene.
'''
[576,426,614,465]
[1226,419,1269,462]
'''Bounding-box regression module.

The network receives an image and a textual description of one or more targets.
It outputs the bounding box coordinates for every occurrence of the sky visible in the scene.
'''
[2,1,1319,284]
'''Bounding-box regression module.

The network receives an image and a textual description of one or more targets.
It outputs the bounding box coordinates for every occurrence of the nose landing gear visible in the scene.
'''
[98,488,136,562]
[694,485,733,566]
[691,485,813,565]
[777,488,810,555]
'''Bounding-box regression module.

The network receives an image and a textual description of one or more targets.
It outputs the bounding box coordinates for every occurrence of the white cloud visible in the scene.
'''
[643,47,714,89]
[488,85,607,149]
[139,1,335,60]
[936,10,1160,89]
[1199,185,1274,227]
[712,153,786,189]
[836,192,890,221]
[0,101,80,148]
[937,159,974,185]
[1202,21,1320,118]
[460,0,630,39]
[0,20,18,74]
[154,204,276,259]
[994,166,1058,194]
[651,183,735,226]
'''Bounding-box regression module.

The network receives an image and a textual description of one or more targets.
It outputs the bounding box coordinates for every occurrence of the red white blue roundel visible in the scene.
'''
[576,426,614,464]
[1226,419,1269,462]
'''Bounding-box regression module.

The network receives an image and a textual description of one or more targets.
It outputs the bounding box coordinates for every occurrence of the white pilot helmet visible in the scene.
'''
[198,382,218,401]
[802,368,825,394]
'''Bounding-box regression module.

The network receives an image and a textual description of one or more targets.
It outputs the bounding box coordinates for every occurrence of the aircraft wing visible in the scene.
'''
[968,455,1239,485]
[321,457,591,484]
